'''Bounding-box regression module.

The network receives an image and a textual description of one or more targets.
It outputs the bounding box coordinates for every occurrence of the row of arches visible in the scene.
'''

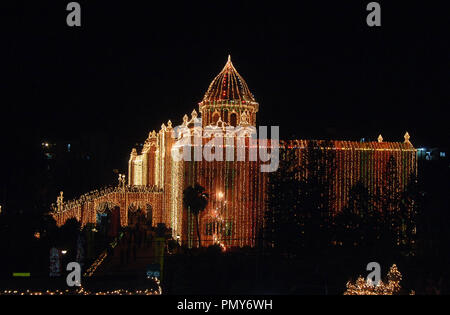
[211,111,238,126]
[201,108,255,127]
[95,202,154,237]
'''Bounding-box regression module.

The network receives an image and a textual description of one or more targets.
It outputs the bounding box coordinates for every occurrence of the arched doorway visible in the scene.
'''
[96,202,120,238]
[128,203,147,228]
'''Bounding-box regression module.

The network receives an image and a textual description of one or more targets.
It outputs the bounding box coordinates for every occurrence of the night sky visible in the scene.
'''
[2,1,448,208]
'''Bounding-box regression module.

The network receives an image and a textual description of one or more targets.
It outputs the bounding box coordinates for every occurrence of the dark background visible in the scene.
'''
[1,1,448,212]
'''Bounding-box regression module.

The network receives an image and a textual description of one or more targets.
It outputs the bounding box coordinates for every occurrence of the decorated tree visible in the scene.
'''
[387,264,402,293]
[344,264,408,295]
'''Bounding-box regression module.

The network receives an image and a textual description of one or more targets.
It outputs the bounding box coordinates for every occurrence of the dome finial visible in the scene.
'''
[404,131,411,144]
[201,56,256,103]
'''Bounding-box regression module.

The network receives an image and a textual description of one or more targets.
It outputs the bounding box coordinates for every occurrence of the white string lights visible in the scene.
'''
[344,264,410,295]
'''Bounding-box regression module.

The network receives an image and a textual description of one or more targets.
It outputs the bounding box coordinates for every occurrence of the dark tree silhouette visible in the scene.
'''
[399,174,421,252]
[58,218,81,261]
[265,140,336,255]
[334,181,380,250]
[297,140,336,253]
[377,155,403,248]
[265,149,302,256]
[183,184,209,248]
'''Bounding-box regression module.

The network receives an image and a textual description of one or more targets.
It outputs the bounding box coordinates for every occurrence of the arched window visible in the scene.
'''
[229,113,238,127]
[212,112,220,124]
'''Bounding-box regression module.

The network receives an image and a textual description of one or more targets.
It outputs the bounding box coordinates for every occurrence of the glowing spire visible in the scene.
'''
[404,132,411,144]
[201,55,256,103]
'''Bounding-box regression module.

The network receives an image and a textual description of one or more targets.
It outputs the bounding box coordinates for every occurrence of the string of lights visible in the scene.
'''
[343,264,410,295]
[52,57,418,250]
[0,284,161,296]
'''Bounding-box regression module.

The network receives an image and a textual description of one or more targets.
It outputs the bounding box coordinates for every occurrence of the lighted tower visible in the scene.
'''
[199,55,259,127]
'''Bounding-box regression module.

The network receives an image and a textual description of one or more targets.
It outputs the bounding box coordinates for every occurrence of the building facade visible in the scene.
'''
[53,57,418,248]
[127,57,418,248]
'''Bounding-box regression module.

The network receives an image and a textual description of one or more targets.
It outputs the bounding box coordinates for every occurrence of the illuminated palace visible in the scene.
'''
[52,56,417,248]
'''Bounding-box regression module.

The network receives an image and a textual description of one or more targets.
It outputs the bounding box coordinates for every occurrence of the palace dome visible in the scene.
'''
[201,55,257,105]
